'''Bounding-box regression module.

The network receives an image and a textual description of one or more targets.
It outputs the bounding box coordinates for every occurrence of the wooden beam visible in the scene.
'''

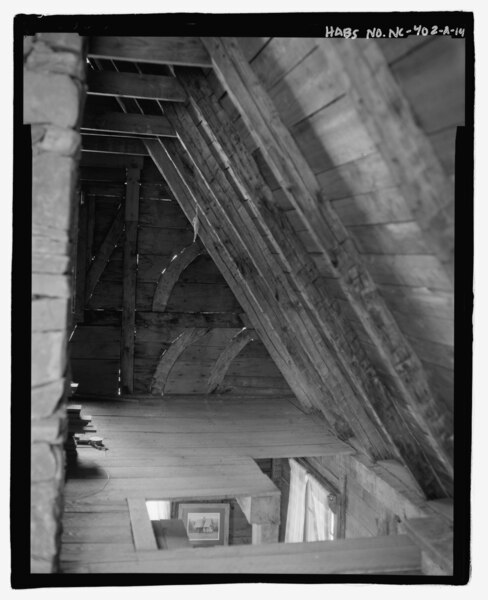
[150,327,210,395]
[252,523,280,544]
[82,112,176,137]
[61,534,421,574]
[89,37,212,68]
[82,309,248,329]
[73,191,87,322]
[82,135,149,156]
[80,152,144,170]
[152,241,204,312]
[127,498,158,551]
[206,328,257,393]
[120,163,140,394]
[85,205,124,301]
[237,493,280,526]
[201,37,453,495]
[87,70,187,102]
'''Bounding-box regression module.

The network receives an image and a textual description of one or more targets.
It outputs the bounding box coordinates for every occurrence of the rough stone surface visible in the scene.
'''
[24,35,35,57]
[24,70,81,128]
[28,32,86,575]
[32,251,71,275]
[32,153,76,231]
[32,273,72,299]
[32,298,69,332]
[26,41,85,80]
[31,379,66,419]
[38,33,84,54]
[31,481,63,559]
[31,331,67,387]
[31,557,55,573]
[37,126,81,156]
[32,412,67,444]
[32,443,57,482]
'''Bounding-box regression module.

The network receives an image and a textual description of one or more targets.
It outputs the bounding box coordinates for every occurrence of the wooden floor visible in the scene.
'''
[61,394,355,573]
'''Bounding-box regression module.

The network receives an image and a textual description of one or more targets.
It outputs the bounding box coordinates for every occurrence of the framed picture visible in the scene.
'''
[177,503,230,547]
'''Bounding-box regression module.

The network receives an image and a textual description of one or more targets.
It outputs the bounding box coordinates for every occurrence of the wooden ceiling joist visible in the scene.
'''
[89,37,212,68]
[82,112,176,137]
[81,135,149,156]
[201,37,453,495]
[173,68,452,498]
[80,152,144,170]
[87,70,187,102]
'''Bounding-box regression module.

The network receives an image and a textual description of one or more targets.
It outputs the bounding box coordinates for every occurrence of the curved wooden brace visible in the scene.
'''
[152,241,205,312]
[206,328,257,394]
[150,327,210,395]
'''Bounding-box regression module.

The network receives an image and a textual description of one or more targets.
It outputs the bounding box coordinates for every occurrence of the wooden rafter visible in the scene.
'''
[89,37,212,68]
[145,139,320,413]
[201,37,453,493]
[152,241,205,312]
[173,70,453,497]
[146,138,367,444]
[160,105,393,461]
[87,70,187,102]
[207,328,257,394]
[82,112,176,137]
[150,327,210,395]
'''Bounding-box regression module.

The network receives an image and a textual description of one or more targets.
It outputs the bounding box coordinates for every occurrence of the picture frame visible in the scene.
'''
[177,502,230,547]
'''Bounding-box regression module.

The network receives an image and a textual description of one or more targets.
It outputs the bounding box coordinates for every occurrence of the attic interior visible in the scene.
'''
[26,33,465,576]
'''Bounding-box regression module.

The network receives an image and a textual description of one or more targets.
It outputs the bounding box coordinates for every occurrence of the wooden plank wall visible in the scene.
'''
[300,454,435,540]
[215,37,460,415]
[69,154,293,396]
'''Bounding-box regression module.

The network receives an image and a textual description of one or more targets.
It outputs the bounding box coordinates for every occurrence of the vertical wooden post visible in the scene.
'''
[251,523,280,545]
[73,190,87,323]
[120,162,141,394]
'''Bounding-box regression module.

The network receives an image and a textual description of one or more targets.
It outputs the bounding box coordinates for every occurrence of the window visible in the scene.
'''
[285,458,338,542]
